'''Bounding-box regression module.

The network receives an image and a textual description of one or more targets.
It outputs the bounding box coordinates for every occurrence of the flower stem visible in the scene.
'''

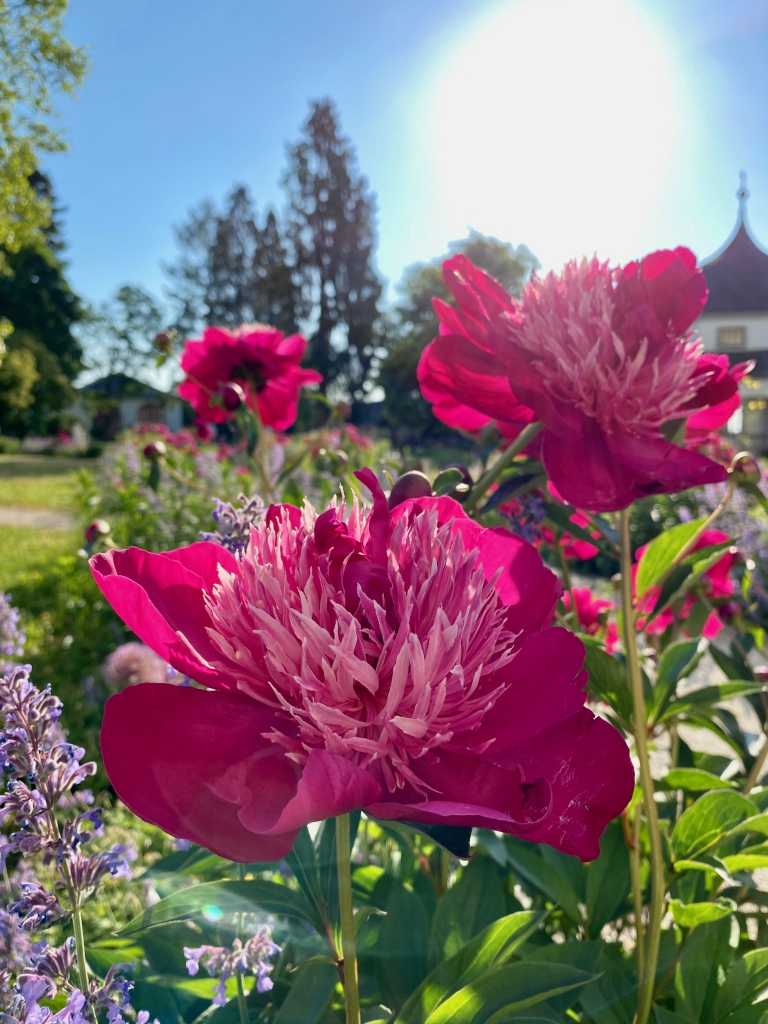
[236,864,249,1024]
[63,864,89,992]
[464,422,543,513]
[336,813,361,1024]
[620,508,664,1024]
[629,806,645,983]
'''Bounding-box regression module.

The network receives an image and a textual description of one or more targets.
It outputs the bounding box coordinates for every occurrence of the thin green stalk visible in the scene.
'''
[620,509,665,1024]
[630,808,644,983]
[336,814,361,1024]
[62,862,89,992]
[464,422,543,513]
[439,849,450,894]
[235,864,249,1024]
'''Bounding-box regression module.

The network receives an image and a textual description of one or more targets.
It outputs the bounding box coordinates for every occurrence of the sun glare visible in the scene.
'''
[428,0,677,270]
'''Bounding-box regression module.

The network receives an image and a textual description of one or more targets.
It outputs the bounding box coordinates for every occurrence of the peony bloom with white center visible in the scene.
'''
[91,470,633,862]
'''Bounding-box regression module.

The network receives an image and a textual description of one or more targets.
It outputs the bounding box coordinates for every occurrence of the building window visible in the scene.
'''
[138,402,163,424]
[717,326,746,349]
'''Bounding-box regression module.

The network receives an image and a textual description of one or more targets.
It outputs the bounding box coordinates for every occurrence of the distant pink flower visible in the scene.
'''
[179,325,322,431]
[562,588,620,653]
[91,471,633,863]
[539,509,600,561]
[417,255,537,439]
[102,643,172,690]
[635,529,736,638]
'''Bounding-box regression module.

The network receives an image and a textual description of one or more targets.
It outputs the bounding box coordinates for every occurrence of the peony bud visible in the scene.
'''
[479,424,502,449]
[143,441,167,461]
[153,329,178,355]
[443,462,473,488]
[220,382,246,412]
[388,470,433,510]
[729,451,761,486]
[84,520,110,544]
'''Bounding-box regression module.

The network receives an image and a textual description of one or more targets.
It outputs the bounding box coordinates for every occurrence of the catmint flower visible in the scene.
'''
[0,594,24,674]
[199,494,266,556]
[183,927,281,1006]
[9,884,61,932]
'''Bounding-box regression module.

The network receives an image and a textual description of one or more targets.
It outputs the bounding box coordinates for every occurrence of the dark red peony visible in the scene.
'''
[91,471,633,863]
[178,325,322,431]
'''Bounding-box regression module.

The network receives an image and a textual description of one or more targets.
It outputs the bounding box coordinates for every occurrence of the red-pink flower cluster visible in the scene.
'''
[418,251,751,512]
[91,471,633,862]
[562,588,621,654]
[179,325,322,431]
[635,529,737,639]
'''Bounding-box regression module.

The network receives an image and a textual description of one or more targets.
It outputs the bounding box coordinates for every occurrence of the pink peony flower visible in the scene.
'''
[417,255,537,438]
[635,529,736,639]
[419,251,741,512]
[91,470,633,863]
[562,588,620,653]
[178,325,322,431]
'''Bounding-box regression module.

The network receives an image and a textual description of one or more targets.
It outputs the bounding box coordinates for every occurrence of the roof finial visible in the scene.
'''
[738,170,750,219]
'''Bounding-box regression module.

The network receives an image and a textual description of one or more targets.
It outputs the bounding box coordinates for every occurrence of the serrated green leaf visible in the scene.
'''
[672,791,757,860]
[423,962,597,1024]
[118,880,324,938]
[635,518,707,599]
[394,911,543,1024]
[669,898,735,929]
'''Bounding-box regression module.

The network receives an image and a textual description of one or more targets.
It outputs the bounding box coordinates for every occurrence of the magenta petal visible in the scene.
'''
[541,423,638,512]
[100,684,300,862]
[475,527,560,636]
[244,749,382,835]
[90,546,239,690]
[462,627,587,751]
[491,708,635,861]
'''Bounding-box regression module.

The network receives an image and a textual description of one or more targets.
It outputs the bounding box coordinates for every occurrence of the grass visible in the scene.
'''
[0,525,79,591]
[0,454,83,509]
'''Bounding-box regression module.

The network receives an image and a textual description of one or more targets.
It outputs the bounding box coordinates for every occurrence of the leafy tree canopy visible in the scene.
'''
[0,0,88,262]
[378,230,539,441]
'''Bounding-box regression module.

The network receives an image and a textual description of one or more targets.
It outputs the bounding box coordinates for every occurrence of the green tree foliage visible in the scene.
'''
[0,172,84,435]
[83,284,165,377]
[0,0,88,261]
[167,184,299,337]
[379,230,539,442]
[284,99,383,403]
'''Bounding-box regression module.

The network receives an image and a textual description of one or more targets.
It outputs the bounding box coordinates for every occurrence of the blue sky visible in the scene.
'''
[49,0,768,315]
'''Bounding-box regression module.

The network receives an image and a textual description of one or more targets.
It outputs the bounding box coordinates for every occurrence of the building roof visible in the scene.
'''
[78,373,176,401]
[700,173,768,315]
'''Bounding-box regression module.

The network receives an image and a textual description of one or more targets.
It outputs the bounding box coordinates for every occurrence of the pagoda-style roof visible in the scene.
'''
[700,173,768,315]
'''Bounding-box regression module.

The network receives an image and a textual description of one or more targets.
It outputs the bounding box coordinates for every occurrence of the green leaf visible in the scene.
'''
[635,517,707,598]
[582,642,632,727]
[272,961,338,1024]
[710,948,768,1024]
[422,962,597,1024]
[374,878,430,1013]
[284,827,324,929]
[658,682,767,723]
[428,857,507,968]
[503,837,582,926]
[660,768,738,792]
[675,916,733,1023]
[394,911,543,1024]
[650,639,706,725]
[118,880,323,938]
[721,844,768,873]
[585,821,631,936]
[432,469,465,496]
[669,898,735,929]
[672,791,757,860]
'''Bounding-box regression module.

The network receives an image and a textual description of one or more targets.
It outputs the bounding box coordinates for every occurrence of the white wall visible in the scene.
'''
[695,312,768,352]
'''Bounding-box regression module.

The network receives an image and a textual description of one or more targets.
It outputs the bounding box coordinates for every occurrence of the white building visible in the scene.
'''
[70,373,183,441]
[696,173,768,449]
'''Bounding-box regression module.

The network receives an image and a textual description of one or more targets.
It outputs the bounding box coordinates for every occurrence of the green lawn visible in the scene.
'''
[0,525,79,591]
[0,454,83,508]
